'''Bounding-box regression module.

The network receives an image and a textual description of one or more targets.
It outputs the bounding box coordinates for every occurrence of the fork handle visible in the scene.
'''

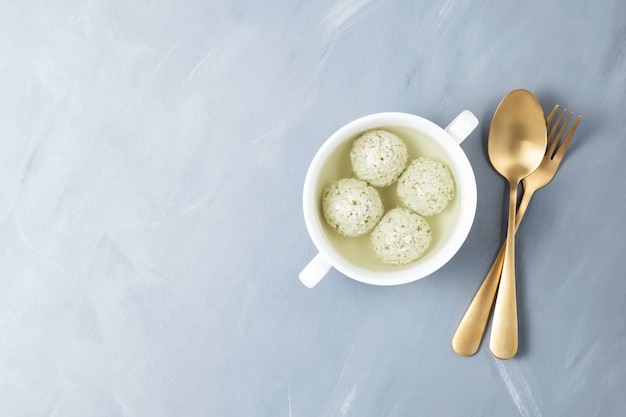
[452,187,536,356]
[452,243,505,356]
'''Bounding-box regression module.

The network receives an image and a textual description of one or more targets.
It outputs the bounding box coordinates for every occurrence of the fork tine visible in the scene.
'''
[546,109,570,157]
[549,111,573,156]
[552,114,581,161]
[546,105,559,126]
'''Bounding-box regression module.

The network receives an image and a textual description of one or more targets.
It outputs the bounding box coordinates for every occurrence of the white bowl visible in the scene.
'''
[300,111,478,288]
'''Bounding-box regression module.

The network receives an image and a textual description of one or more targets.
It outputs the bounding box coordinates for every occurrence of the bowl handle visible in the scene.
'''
[299,252,332,288]
[445,110,479,144]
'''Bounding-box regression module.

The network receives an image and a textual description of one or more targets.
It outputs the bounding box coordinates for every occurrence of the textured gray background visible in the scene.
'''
[1,0,625,416]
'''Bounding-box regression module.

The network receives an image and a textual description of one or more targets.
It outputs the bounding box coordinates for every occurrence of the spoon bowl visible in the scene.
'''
[487,89,546,359]
[489,92,547,182]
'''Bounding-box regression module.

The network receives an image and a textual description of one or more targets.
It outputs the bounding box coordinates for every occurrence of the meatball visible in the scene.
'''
[397,157,455,216]
[371,207,432,264]
[350,129,409,187]
[322,178,384,237]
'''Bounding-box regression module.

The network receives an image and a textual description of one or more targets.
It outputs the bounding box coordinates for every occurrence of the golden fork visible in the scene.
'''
[452,105,582,357]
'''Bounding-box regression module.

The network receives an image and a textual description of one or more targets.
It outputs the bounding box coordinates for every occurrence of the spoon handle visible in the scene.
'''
[452,244,504,356]
[451,187,536,356]
[489,182,519,359]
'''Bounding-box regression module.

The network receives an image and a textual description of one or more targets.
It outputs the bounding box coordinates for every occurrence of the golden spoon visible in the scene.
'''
[452,106,582,357]
[487,89,546,359]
